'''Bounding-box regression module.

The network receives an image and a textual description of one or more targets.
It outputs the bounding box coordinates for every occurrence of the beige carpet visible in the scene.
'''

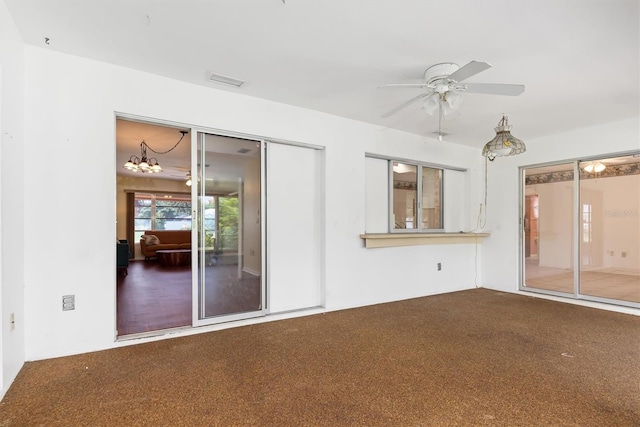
[1,289,639,426]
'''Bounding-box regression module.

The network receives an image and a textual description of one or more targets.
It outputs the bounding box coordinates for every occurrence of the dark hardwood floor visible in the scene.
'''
[117,260,192,336]
[117,259,261,336]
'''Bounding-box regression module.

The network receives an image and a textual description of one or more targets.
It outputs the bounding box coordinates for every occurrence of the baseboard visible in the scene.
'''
[242,267,261,277]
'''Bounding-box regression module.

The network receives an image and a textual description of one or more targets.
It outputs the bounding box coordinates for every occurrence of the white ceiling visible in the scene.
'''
[6,0,640,151]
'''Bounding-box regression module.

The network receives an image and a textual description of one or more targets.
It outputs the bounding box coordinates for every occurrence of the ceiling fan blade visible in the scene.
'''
[447,60,491,82]
[463,82,525,96]
[379,82,429,89]
[381,92,430,118]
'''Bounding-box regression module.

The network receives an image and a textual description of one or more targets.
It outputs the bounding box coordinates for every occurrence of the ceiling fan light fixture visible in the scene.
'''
[422,94,439,115]
[581,161,606,173]
[482,115,526,161]
[444,91,463,112]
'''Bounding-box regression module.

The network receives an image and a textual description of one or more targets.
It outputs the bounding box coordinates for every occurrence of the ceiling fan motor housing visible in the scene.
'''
[423,63,460,84]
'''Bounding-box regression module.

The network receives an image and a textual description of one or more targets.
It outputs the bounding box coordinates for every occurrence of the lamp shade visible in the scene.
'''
[443,91,463,113]
[482,115,526,161]
[422,94,439,115]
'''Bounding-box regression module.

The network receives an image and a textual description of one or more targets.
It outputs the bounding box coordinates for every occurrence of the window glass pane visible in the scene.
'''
[421,167,442,229]
[133,192,192,232]
[134,219,151,230]
[393,162,417,229]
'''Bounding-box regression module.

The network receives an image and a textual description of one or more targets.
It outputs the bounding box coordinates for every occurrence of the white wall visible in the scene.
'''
[482,118,640,292]
[0,0,25,399]
[18,46,484,361]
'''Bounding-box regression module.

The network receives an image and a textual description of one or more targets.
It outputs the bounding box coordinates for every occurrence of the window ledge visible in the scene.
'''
[359,232,490,248]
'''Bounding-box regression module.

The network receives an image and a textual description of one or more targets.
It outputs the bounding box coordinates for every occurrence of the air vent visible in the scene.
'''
[206,71,246,88]
[237,148,251,154]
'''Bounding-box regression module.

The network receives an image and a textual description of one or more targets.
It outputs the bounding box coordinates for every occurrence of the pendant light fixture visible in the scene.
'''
[482,115,526,161]
[123,130,188,173]
[123,142,163,173]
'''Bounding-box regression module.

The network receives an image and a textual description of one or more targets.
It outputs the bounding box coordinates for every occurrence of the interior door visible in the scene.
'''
[193,132,265,325]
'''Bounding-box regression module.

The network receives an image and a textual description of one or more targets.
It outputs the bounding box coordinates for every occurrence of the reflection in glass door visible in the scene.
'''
[522,154,640,307]
[195,132,264,323]
[578,157,640,303]
[522,162,575,296]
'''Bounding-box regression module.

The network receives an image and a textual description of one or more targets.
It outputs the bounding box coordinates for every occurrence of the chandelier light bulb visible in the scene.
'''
[124,159,136,170]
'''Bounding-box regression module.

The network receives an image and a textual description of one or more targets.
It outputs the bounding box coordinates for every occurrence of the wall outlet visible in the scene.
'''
[62,295,75,311]
[437,262,442,271]
[621,251,627,258]
[10,313,15,331]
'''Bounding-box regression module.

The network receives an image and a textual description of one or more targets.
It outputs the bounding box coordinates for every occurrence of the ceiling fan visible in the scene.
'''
[380,61,525,127]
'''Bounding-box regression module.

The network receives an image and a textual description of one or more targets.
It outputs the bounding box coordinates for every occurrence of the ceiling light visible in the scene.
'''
[482,115,526,161]
[422,94,439,115]
[123,142,162,173]
[443,91,463,113]
[123,130,188,174]
[581,161,606,173]
[422,92,463,117]
[206,71,246,88]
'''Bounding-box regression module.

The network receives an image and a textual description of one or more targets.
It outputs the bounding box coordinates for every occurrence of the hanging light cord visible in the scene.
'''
[471,156,489,288]
[143,131,188,155]
[465,156,488,233]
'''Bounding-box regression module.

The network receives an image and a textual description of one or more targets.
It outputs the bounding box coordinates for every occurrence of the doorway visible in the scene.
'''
[115,118,194,336]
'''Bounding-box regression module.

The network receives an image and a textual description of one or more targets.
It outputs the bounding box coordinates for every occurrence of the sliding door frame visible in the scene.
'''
[190,128,267,327]
[519,151,640,309]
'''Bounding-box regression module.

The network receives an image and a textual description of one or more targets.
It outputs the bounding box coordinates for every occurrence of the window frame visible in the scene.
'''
[133,192,192,241]
[389,160,444,233]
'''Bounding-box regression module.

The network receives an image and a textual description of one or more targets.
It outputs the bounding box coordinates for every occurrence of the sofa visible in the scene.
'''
[140,230,192,260]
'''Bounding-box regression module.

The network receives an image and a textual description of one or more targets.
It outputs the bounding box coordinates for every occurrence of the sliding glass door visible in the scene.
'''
[521,154,640,307]
[193,132,265,325]
[577,157,639,303]
[522,162,575,296]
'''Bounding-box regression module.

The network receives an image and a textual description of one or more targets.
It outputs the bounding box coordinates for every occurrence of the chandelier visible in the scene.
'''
[482,115,526,161]
[123,130,188,173]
